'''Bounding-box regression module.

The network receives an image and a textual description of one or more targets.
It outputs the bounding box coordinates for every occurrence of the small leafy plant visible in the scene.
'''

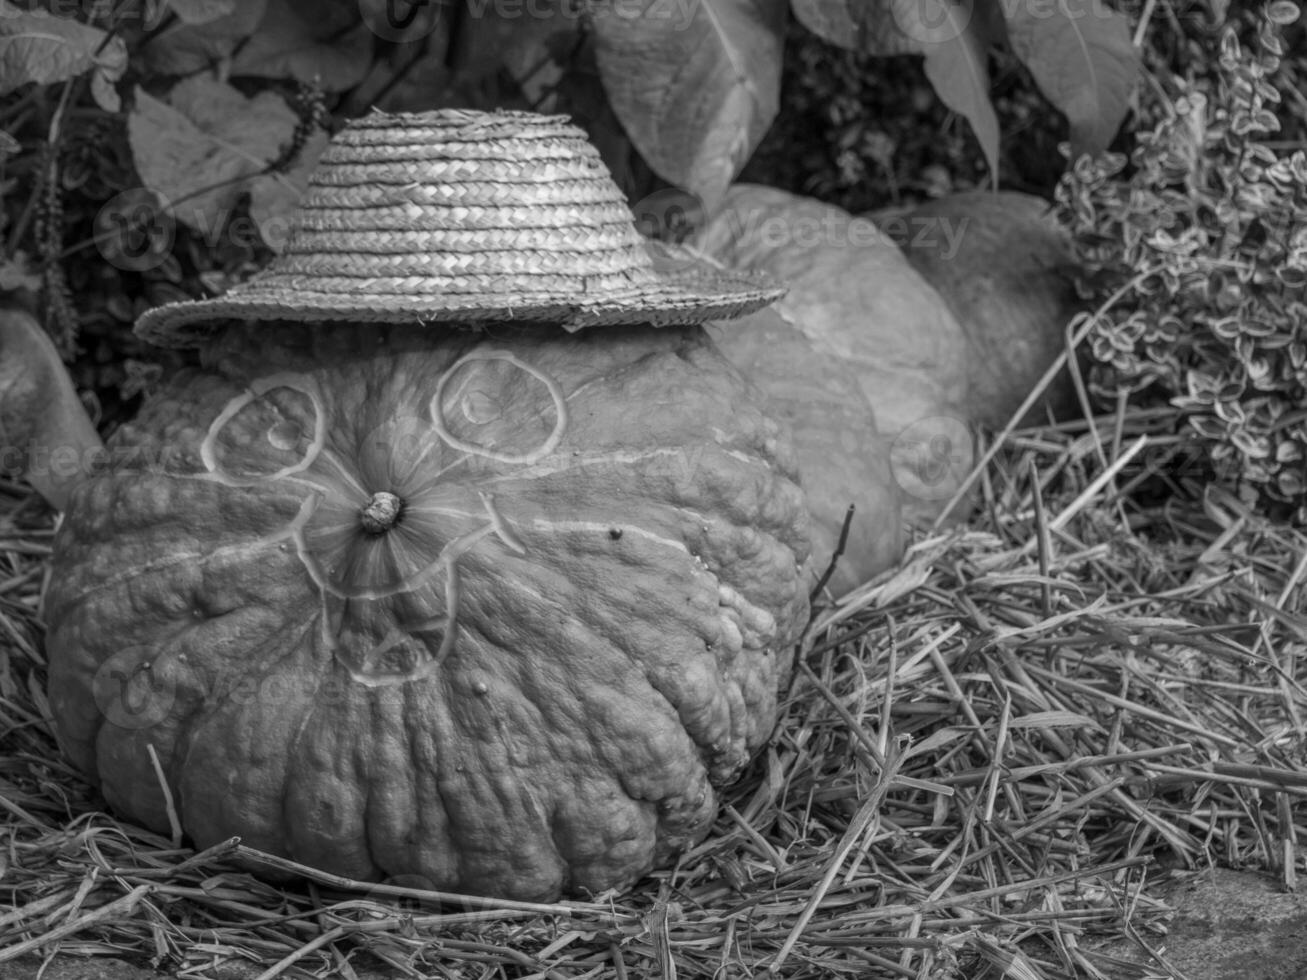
[1058,1,1307,520]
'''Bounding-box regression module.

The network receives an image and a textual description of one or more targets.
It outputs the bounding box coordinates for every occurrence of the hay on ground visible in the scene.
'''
[0,407,1304,979]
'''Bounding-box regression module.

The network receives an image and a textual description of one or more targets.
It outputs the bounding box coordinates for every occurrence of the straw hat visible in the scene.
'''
[135,109,785,347]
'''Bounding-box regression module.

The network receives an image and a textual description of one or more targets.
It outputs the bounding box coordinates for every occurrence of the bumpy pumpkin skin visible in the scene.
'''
[707,311,904,595]
[46,321,809,902]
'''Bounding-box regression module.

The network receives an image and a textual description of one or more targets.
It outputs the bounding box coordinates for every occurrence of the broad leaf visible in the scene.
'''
[144,0,268,75]
[166,0,238,23]
[592,0,786,208]
[0,1,126,104]
[791,0,917,54]
[128,76,299,242]
[792,0,1001,182]
[230,0,374,92]
[1002,0,1139,157]
[249,130,330,252]
[920,6,1000,183]
[450,0,579,110]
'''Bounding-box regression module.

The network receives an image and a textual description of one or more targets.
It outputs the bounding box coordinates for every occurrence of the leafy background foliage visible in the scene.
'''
[1,0,1303,515]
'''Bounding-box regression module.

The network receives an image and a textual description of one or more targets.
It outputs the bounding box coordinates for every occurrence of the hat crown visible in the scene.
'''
[134,108,784,347]
[279,110,656,284]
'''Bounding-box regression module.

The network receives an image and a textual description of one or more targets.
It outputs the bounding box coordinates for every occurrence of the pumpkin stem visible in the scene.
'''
[360,490,403,533]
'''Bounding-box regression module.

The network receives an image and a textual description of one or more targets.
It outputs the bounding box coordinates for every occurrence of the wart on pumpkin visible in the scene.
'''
[0,307,104,511]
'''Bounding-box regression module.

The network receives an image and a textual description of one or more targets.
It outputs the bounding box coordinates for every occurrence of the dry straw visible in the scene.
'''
[8,106,1307,980]
[2,395,1305,978]
[133,109,785,348]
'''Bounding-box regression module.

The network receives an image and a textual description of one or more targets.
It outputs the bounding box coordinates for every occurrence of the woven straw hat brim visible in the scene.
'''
[134,249,785,348]
[133,109,785,347]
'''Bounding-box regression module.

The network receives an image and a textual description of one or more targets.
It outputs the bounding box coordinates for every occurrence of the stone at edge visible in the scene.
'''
[1092,867,1307,979]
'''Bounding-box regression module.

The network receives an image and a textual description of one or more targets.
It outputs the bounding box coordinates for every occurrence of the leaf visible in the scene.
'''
[450,0,578,109]
[143,0,268,75]
[230,0,374,92]
[790,0,1000,180]
[0,1,126,97]
[128,76,299,239]
[591,0,786,208]
[792,0,1001,56]
[791,0,918,54]
[919,3,1000,184]
[249,130,330,252]
[1002,0,1139,157]
[167,0,238,23]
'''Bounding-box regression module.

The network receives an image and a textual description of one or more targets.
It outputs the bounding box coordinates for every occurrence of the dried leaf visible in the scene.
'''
[0,1,126,98]
[1007,710,1105,731]
[592,0,786,208]
[127,76,298,240]
[1003,0,1139,157]
[230,0,374,92]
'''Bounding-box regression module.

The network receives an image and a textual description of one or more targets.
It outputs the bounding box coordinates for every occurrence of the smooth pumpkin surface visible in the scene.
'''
[890,191,1081,429]
[695,184,975,531]
[45,321,809,901]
